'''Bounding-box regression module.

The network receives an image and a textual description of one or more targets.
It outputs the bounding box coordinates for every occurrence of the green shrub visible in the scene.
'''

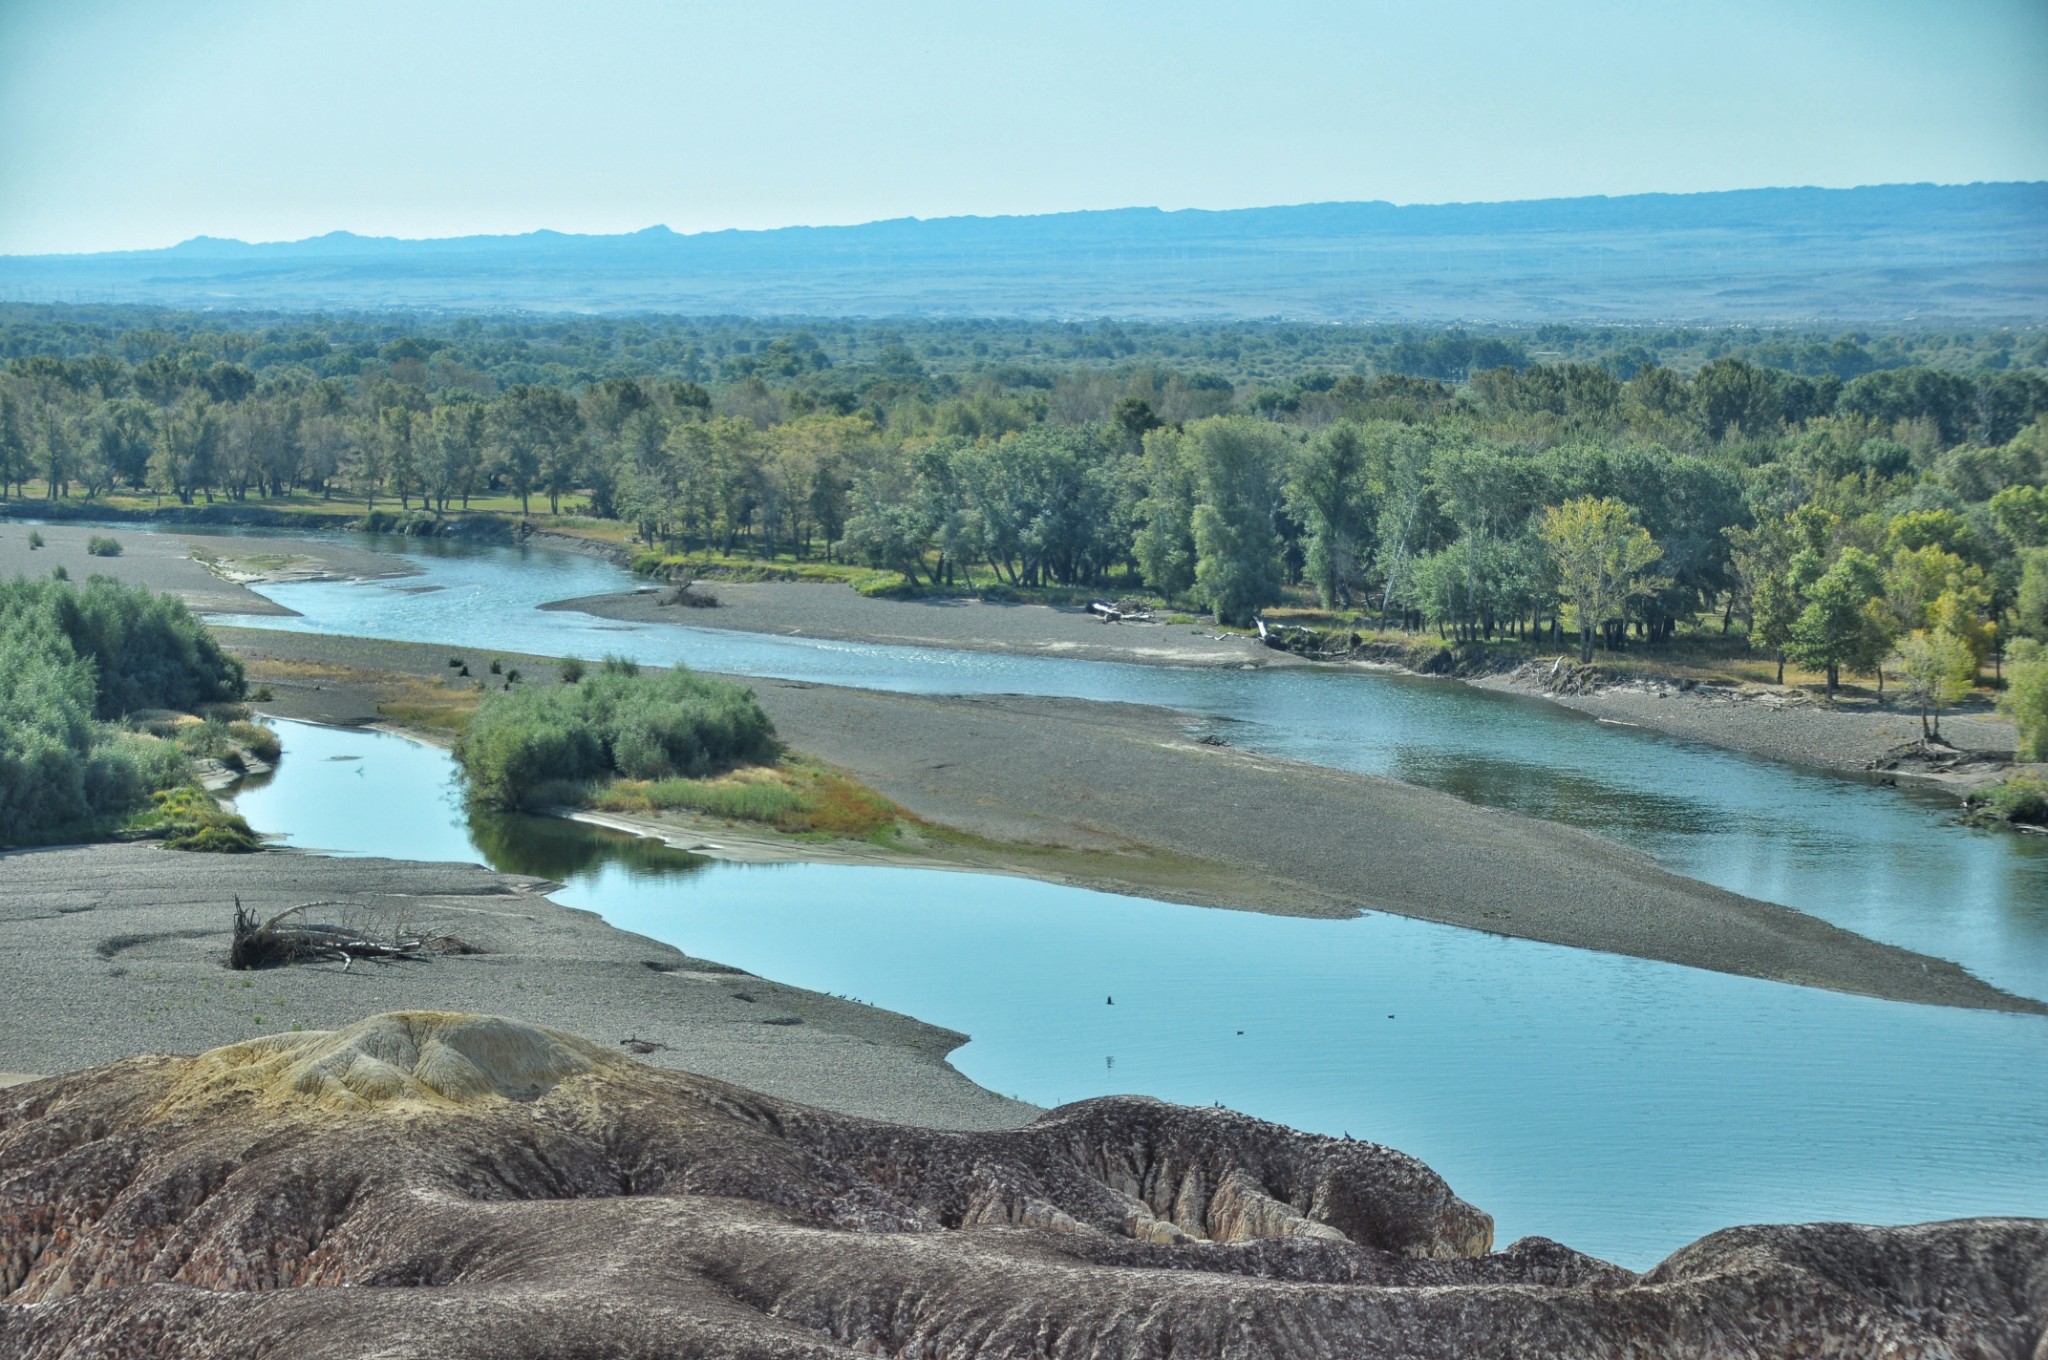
[86,534,122,557]
[0,575,241,845]
[176,716,236,760]
[26,530,43,549]
[1986,776,2048,826]
[559,656,585,684]
[453,661,777,809]
[230,720,281,763]
[50,564,67,580]
[2001,640,2048,762]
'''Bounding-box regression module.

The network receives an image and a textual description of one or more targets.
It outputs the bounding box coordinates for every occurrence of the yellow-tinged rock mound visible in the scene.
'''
[160,1012,624,1114]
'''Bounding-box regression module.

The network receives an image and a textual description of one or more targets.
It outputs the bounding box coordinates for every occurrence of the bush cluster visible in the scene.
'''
[453,658,777,809]
[1985,776,2048,827]
[1,574,245,845]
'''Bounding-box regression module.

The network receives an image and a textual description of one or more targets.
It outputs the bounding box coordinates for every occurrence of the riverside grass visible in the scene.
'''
[593,759,901,840]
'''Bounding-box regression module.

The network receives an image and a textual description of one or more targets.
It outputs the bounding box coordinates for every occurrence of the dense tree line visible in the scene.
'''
[3,304,2042,396]
[3,309,2048,735]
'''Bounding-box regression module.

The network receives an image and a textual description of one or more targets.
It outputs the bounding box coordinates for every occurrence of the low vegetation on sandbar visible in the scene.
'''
[451,657,896,839]
[0,574,263,849]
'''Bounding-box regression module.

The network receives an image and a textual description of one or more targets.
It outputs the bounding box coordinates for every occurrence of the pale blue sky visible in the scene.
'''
[2,0,2043,254]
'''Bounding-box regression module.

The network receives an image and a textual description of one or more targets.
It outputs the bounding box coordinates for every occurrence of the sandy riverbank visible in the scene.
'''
[554,582,2037,787]
[1470,663,2029,790]
[0,520,426,611]
[211,625,2043,1014]
[548,581,1311,669]
[0,840,1037,1127]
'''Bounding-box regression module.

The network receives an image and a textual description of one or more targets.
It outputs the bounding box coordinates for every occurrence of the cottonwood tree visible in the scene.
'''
[1786,547,1888,701]
[1889,629,1975,739]
[492,385,583,517]
[1187,417,1288,626]
[1367,423,1439,629]
[1287,421,1371,609]
[1430,441,1536,639]
[1135,427,1199,601]
[2000,639,2048,761]
[2015,550,2048,643]
[1540,496,1665,663]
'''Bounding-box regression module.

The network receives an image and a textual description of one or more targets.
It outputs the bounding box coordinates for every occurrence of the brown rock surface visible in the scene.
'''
[4,1013,2043,1359]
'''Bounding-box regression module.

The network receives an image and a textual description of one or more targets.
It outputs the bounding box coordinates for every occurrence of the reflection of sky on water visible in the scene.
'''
[227,534,2048,1000]
[237,720,2048,1271]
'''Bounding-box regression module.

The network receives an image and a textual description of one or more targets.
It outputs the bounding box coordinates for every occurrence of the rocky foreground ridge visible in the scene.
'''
[1,1012,2042,1359]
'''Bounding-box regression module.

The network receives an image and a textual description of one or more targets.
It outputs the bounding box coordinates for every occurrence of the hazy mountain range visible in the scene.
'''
[4,183,2043,323]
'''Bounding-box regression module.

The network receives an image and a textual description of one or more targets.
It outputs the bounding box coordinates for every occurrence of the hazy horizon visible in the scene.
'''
[8,178,2041,259]
[3,0,2044,256]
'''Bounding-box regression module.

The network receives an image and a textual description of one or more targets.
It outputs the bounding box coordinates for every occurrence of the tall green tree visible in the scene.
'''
[492,385,581,517]
[2000,639,2048,761]
[1889,629,1975,739]
[1287,421,1371,608]
[1365,423,1439,628]
[1187,417,1288,626]
[1785,547,1887,700]
[1539,496,1665,663]
[1134,428,1198,600]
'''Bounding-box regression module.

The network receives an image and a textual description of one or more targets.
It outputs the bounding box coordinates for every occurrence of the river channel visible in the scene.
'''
[237,535,2048,999]
[204,533,2048,1269]
[236,717,2048,1273]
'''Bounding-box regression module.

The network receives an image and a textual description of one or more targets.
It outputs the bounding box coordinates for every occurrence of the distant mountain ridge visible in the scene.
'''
[5,183,2044,322]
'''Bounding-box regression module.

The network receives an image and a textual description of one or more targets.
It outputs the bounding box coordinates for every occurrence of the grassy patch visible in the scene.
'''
[242,656,484,735]
[593,758,902,841]
[377,682,483,735]
[630,547,908,595]
[126,786,262,852]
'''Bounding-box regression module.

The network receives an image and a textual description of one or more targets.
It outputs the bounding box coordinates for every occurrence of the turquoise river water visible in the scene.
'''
[201,534,2048,1269]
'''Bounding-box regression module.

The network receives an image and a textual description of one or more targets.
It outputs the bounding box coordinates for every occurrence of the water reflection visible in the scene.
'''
[1387,747,1725,835]
[469,810,711,882]
[231,719,2048,1270]
[219,535,2048,999]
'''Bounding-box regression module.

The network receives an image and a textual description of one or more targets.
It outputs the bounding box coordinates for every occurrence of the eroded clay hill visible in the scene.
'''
[1,1013,2042,1359]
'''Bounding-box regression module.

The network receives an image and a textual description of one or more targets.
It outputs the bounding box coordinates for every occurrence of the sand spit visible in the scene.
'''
[0,842,1033,1130]
[548,580,1309,669]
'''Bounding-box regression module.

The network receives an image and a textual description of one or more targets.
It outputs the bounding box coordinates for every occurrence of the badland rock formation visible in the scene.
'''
[2,1012,2042,1358]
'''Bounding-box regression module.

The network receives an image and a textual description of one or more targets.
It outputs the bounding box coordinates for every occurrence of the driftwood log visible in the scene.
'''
[226,900,429,971]
[660,578,719,608]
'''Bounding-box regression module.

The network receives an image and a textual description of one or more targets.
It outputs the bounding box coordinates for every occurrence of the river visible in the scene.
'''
[237,535,2048,1000]
[234,717,2048,1272]
[201,532,2048,1270]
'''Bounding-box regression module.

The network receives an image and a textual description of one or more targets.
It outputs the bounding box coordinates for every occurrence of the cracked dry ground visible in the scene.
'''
[2,1013,2043,1359]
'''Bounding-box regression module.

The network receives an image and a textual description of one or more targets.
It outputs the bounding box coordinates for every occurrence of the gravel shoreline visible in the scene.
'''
[556,583,2029,785]
[1469,664,2024,786]
[548,581,1313,670]
[0,842,1038,1127]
